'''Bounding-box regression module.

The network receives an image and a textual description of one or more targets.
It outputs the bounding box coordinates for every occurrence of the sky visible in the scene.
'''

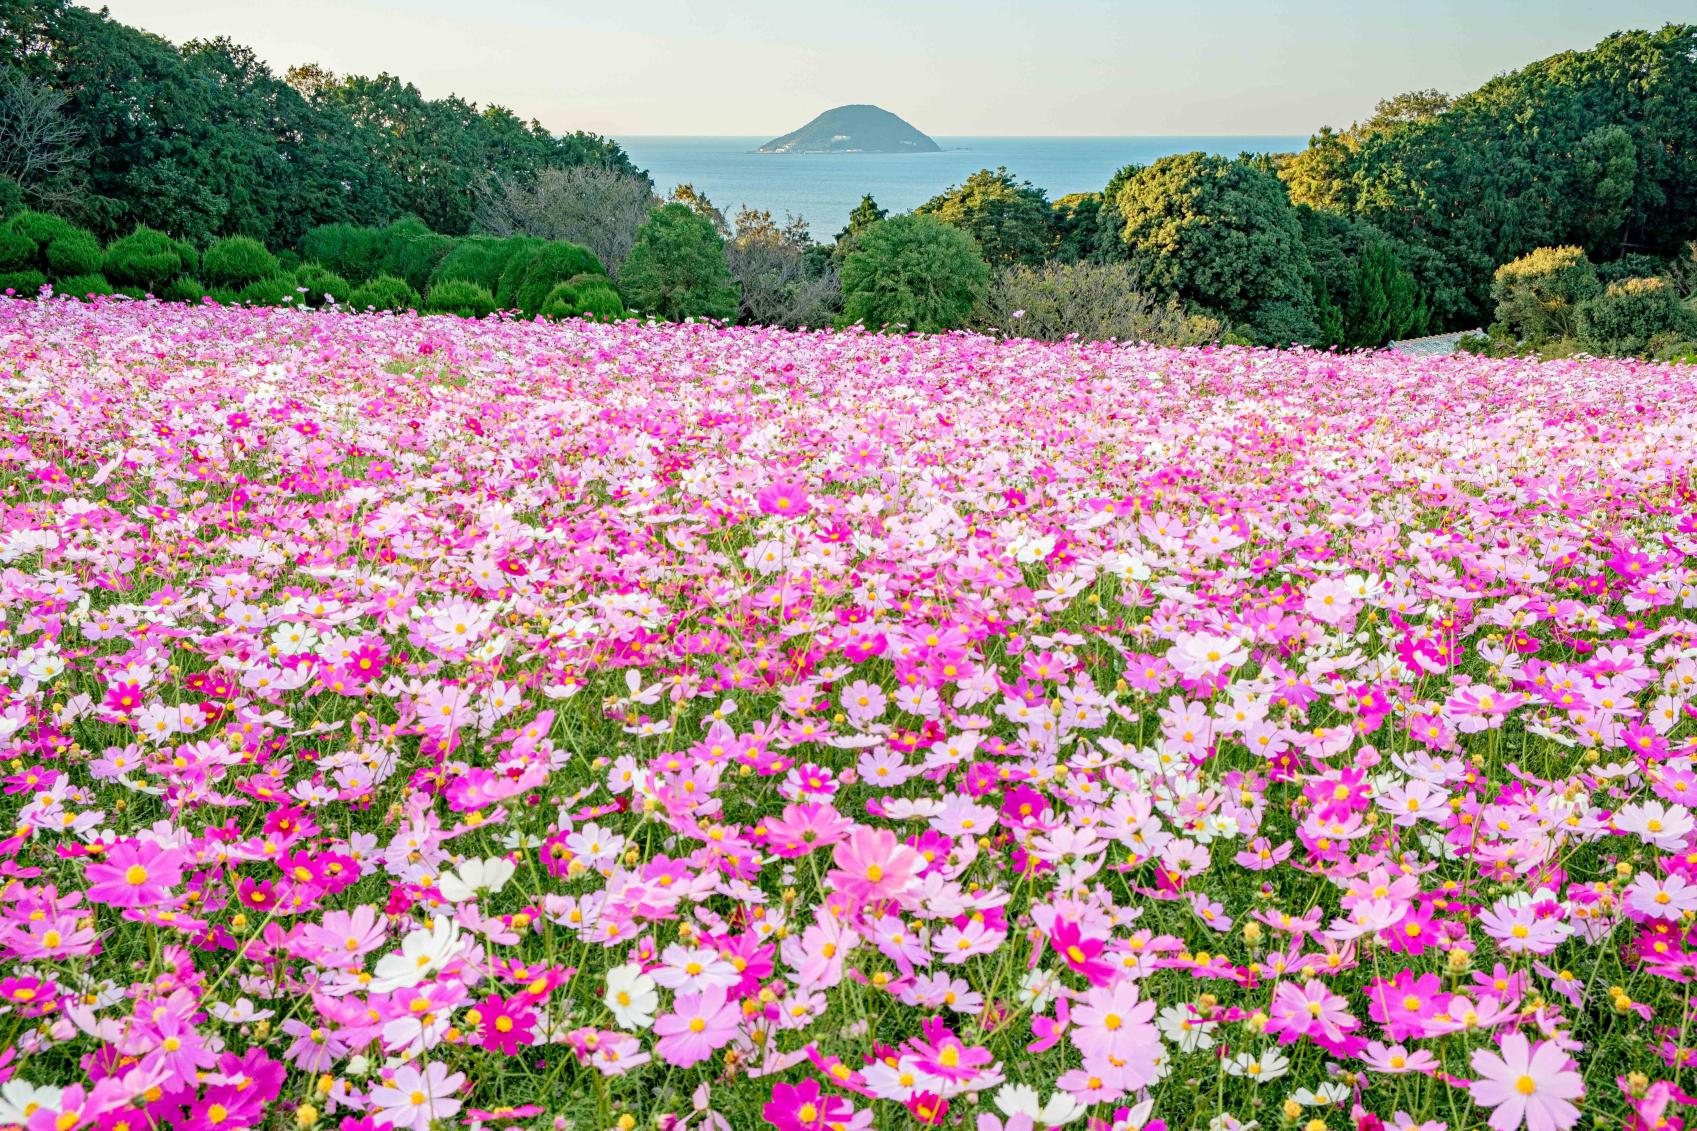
[86,0,1695,138]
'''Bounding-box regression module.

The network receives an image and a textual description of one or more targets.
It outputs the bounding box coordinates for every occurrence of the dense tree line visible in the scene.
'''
[0,0,643,246]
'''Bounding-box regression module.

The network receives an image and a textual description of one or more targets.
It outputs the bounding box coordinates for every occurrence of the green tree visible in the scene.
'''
[1577,276,1697,356]
[1491,246,1601,345]
[838,213,989,333]
[617,202,739,321]
[1344,240,1428,347]
[1116,153,1318,344]
[916,166,1054,267]
[835,194,887,246]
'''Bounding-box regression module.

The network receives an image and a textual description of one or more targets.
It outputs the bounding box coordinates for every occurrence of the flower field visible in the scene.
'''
[1,297,1696,1131]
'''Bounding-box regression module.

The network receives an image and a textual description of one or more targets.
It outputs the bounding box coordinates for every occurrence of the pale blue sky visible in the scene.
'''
[88,1,1694,137]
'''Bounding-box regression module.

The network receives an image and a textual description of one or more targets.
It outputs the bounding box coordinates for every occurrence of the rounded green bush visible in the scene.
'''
[423,279,497,318]
[496,241,606,317]
[160,276,208,304]
[4,210,74,248]
[1577,276,1697,356]
[347,274,421,313]
[379,217,455,292]
[293,262,353,307]
[235,274,301,306]
[202,236,280,288]
[0,269,47,295]
[0,176,21,220]
[54,273,114,299]
[0,226,33,271]
[46,230,105,278]
[300,223,386,283]
[541,275,626,321]
[432,236,540,293]
[104,226,197,291]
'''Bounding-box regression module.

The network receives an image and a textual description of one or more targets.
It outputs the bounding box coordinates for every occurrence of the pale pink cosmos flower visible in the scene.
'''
[1469,1032,1583,1131]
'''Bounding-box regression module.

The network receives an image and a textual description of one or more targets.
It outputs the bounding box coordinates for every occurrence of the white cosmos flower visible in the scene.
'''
[603,963,659,1030]
[437,857,517,903]
[369,916,463,992]
[994,1082,1087,1126]
[0,1081,63,1125]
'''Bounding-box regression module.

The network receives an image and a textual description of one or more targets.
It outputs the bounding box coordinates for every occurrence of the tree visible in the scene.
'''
[667,184,728,236]
[1343,239,1427,347]
[916,166,1054,267]
[724,206,839,327]
[977,260,1224,344]
[838,213,989,333]
[835,194,887,246]
[1578,276,1696,356]
[475,166,657,280]
[1117,153,1318,344]
[618,202,739,321]
[1491,246,1601,345]
[0,68,85,210]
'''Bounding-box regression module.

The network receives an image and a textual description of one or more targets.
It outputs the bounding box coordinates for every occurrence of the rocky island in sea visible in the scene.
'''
[758,104,941,154]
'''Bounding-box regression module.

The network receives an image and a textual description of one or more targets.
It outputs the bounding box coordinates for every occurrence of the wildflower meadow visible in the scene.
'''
[0,296,1694,1131]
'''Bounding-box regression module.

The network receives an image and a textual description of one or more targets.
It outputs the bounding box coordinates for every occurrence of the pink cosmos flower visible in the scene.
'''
[654,987,741,1067]
[1469,1033,1584,1131]
[757,480,811,517]
[828,825,923,905]
[85,839,183,908]
[369,1060,465,1131]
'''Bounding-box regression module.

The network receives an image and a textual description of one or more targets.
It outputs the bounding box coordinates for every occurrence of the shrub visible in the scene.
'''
[236,274,301,306]
[292,262,353,307]
[104,226,198,291]
[348,275,421,313]
[0,270,46,295]
[1597,253,1667,285]
[1577,276,1697,356]
[977,260,1223,344]
[203,237,280,288]
[54,273,114,298]
[160,276,208,304]
[0,176,20,219]
[44,229,102,277]
[0,226,32,271]
[300,224,387,283]
[838,213,988,333]
[2,212,107,282]
[423,279,496,318]
[496,241,606,317]
[618,203,740,322]
[276,249,301,273]
[431,236,540,293]
[540,275,626,321]
[378,218,455,292]
[1491,246,1600,345]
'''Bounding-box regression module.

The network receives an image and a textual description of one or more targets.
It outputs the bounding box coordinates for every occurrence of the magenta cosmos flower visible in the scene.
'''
[85,839,184,908]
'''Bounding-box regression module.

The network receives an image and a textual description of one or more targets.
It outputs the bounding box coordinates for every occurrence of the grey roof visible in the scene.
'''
[1388,330,1482,357]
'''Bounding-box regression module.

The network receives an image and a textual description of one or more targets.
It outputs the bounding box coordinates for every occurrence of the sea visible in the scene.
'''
[615,136,1309,240]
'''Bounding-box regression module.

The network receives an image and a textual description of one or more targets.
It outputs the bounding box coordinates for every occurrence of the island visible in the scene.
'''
[758,105,941,154]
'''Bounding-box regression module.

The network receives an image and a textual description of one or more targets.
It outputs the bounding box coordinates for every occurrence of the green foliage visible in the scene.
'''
[916,167,1054,267]
[54,273,113,298]
[423,279,497,318]
[1596,253,1667,284]
[0,176,20,219]
[236,274,301,305]
[1344,240,1428,347]
[1,211,107,281]
[618,203,740,322]
[540,275,626,321]
[160,276,207,303]
[1281,26,1697,323]
[833,194,887,249]
[292,262,353,307]
[1577,276,1697,356]
[0,5,647,245]
[347,274,421,313]
[104,226,197,290]
[44,229,102,277]
[1116,153,1318,345]
[432,236,541,293]
[0,270,47,295]
[378,217,456,292]
[203,237,281,287]
[299,224,387,283]
[1491,246,1601,345]
[497,241,607,317]
[977,260,1225,344]
[838,213,989,333]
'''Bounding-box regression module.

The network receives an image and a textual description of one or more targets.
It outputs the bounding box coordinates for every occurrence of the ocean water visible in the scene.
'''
[615,136,1309,239]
